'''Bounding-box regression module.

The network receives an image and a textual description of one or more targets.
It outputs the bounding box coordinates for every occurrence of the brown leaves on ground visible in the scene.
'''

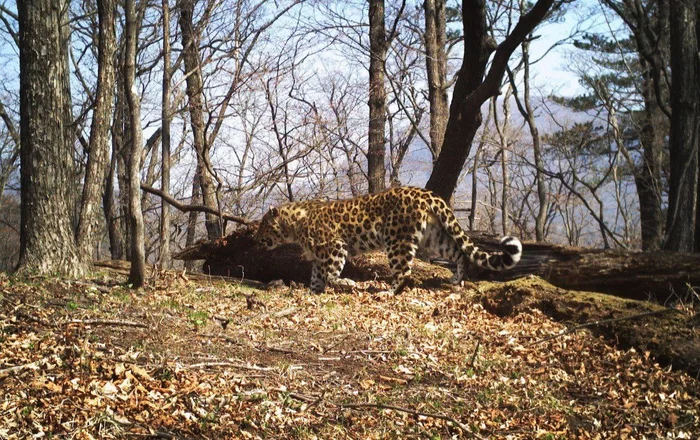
[0,269,698,439]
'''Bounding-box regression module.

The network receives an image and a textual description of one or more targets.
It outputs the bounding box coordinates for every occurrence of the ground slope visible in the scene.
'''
[1,268,698,439]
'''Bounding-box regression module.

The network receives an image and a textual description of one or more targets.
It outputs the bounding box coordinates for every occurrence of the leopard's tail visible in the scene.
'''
[466,235,522,271]
[430,195,522,271]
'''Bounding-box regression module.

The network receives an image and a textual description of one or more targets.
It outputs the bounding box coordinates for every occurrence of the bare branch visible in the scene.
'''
[140,184,250,225]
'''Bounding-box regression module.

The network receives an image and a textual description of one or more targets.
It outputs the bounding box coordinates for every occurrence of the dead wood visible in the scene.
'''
[174,229,700,303]
[140,184,249,225]
[67,318,148,328]
[0,354,62,378]
[173,226,379,285]
[473,237,700,303]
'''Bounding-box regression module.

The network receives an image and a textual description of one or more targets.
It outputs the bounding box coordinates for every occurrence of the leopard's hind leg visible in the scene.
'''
[420,223,466,284]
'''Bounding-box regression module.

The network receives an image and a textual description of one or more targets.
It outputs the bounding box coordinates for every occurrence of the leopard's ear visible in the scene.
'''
[269,207,279,217]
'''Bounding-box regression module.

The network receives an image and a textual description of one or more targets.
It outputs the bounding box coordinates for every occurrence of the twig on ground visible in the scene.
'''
[287,392,317,403]
[336,401,484,438]
[15,311,52,327]
[186,361,275,371]
[274,307,296,318]
[469,338,481,367]
[527,308,678,347]
[259,345,295,354]
[0,354,62,378]
[67,319,148,328]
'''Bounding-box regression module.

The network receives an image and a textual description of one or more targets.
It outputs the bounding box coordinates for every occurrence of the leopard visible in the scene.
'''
[255,186,522,295]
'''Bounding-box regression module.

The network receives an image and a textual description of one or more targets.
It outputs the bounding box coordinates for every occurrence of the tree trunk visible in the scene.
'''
[103,141,124,260]
[160,0,172,269]
[423,0,448,160]
[178,0,222,239]
[184,166,202,272]
[0,101,20,200]
[16,0,85,276]
[664,0,698,252]
[367,0,387,194]
[124,0,146,286]
[695,3,700,253]
[113,69,131,259]
[76,0,117,263]
[60,1,78,233]
[519,35,547,242]
[636,70,665,250]
[492,91,511,236]
[425,0,557,202]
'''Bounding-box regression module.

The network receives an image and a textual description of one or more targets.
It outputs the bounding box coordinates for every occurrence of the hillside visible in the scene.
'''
[1,261,698,439]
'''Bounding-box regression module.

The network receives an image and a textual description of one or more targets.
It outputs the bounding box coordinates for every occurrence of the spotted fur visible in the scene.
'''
[255,187,522,294]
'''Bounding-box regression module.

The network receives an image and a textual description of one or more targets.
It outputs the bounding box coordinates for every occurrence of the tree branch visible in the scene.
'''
[463,0,558,112]
[140,184,250,225]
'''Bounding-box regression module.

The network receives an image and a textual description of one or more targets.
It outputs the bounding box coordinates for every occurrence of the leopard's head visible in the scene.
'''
[255,207,286,249]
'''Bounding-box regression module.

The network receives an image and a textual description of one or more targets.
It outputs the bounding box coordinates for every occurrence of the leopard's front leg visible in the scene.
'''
[320,240,356,291]
[309,261,326,293]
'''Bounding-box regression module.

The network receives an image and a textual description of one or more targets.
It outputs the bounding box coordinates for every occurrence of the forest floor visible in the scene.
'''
[1,258,699,439]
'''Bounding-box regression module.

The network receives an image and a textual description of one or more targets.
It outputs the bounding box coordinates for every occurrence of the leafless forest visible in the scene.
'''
[0,0,698,279]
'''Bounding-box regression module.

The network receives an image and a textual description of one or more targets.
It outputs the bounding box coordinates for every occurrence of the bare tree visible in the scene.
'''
[423,0,448,159]
[16,0,85,276]
[76,0,117,263]
[177,0,222,240]
[507,26,548,242]
[0,100,19,199]
[425,0,560,201]
[160,0,172,268]
[664,0,698,252]
[367,0,388,193]
[124,0,146,286]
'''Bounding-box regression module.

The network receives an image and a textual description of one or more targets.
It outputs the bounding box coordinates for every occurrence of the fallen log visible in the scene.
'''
[482,240,700,303]
[173,227,381,285]
[174,228,700,303]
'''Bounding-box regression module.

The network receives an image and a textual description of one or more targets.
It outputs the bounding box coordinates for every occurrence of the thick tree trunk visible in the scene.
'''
[367,0,387,194]
[124,0,146,287]
[695,4,700,253]
[425,0,556,202]
[423,0,448,160]
[16,0,85,277]
[76,0,117,263]
[160,0,172,269]
[664,0,699,252]
[636,83,665,250]
[178,0,222,239]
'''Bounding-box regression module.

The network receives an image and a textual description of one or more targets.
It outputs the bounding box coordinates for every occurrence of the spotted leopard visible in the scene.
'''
[255,186,522,294]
